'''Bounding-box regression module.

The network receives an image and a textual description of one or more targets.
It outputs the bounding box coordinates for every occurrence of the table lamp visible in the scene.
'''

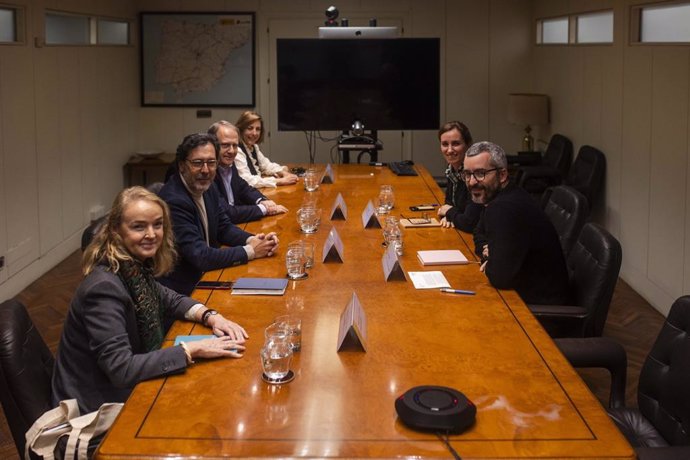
[507,93,549,152]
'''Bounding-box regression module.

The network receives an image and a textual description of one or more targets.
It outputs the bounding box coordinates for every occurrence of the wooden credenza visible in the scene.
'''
[123,153,175,187]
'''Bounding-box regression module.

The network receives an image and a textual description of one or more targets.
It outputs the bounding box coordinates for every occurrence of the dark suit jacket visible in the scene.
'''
[214,164,267,223]
[52,265,195,413]
[159,173,252,295]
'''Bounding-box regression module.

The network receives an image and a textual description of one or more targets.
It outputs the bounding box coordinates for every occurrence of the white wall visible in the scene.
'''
[0,0,139,299]
[0,0,534,299]
[533,0,690,316]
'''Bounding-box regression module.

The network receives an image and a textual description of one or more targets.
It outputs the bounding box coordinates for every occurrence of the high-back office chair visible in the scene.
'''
[563,145,606,210]
[529,223,622,338]
[81,216,106,251]
[541,185,589,257]
[514,134,573,195]
[556,296,690,459]
[0,299,55,458]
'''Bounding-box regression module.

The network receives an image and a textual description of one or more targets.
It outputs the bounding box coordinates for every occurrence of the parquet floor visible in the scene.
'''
[0,250,666,459]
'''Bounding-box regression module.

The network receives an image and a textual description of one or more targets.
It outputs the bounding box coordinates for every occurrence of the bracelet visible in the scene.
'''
[179,342,194,364]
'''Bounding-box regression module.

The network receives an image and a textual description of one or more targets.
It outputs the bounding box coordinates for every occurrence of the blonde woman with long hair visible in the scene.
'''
[52,187,248,414]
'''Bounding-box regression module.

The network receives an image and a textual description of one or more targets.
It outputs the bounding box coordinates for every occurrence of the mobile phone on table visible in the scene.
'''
[196,281,233,290]
[410,204,438,211]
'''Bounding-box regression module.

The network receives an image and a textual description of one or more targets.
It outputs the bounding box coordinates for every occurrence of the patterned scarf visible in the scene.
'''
[240,142,260,176]
[117,259,164,352]
[445,165,464,208]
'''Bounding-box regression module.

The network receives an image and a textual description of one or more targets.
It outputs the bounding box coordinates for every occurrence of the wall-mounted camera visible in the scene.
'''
[324,6,339,27]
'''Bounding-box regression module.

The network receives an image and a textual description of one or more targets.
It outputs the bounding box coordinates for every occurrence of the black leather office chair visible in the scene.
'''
[541,185,589,257]
[563,145,606,210]
[81,215,107,251]
[0,299,55,458]
[556,296,690,459]
[514,134,573,195]
[529,223,622,338]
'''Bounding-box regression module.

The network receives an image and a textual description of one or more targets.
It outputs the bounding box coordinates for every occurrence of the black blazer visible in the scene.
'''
[214,164,267,223]
[158,173,252,295]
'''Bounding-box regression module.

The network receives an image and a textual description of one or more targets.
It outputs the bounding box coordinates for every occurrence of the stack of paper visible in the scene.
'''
[417,249,468,266]
[231,277,288,295]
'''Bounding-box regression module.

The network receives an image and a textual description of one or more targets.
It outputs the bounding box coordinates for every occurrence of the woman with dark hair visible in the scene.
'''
[235,111,298,188]
[436,121,482,232]
[52,186,247,414]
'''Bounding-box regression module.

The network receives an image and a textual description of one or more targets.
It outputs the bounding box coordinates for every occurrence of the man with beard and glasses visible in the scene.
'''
[464,141,569,305]
[159,133,279,296]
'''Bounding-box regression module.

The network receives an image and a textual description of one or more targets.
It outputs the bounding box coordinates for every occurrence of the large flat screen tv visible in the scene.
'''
[276,38,440,132]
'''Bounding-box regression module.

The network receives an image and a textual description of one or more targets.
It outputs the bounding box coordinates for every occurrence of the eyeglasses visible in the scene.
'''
[460,168,500,182]
[186,159,218,170]
[219,143,238,150]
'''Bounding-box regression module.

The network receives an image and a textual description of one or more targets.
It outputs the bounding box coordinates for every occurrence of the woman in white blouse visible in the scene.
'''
[235,111,299,188]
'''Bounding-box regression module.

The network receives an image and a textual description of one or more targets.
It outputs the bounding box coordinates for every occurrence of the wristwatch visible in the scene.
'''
[201,309,218,327]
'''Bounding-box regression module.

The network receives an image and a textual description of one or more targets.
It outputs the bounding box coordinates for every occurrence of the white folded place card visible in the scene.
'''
[322,227,345,263]
[321,163,334,184]
[330,193,348,220]
[337,292,368,352]
[382,243,406,281]
[361,201,381,228]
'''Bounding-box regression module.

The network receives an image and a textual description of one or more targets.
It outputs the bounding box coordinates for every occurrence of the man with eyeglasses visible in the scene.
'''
[465,141,568,305]
[159,132,279,296]
[208,121,288,223]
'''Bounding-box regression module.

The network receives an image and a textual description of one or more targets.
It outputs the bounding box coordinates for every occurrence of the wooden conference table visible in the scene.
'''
[96,164,634,459]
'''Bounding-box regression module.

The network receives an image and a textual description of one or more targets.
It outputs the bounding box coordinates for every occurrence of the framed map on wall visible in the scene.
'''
[140,12,255,107]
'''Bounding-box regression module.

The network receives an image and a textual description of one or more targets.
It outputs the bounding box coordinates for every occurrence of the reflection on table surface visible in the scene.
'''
[96,164,633,459]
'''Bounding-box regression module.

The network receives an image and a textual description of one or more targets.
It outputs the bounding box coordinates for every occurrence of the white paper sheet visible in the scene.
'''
[407,271,451,289]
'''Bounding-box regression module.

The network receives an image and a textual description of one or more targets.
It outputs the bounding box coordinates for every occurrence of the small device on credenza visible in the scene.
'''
[395,385,476,433]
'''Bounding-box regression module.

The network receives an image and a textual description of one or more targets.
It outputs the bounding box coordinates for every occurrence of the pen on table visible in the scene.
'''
[440,288,476,295]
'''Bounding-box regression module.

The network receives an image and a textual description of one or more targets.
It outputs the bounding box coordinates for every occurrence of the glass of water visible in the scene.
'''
[303,168,320,192]
[379,185,395,211]
[297,207,321,233]
[286,242,306,279]
[261,331,293,382]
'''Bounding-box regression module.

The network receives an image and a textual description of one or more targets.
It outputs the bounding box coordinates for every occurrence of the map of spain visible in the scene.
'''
[144,15,253,105]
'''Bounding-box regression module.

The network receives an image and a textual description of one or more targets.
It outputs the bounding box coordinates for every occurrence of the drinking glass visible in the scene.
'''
[379,185,395,211]
[274,314,302,352]
[260,332,293,381]
[374,196,389,215]
[303,168,320,192]
[297,207,321,233]
[383,216,403,255]
[285,242,306,279]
